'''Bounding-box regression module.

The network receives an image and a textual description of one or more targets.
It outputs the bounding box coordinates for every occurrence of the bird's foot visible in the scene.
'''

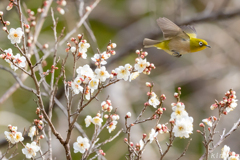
[171,50,182,58]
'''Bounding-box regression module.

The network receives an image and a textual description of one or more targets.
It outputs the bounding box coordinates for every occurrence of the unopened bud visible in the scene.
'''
[136,50,140,54]
[199,123,205,127]
[2,26,7,31]
[57,7,65,15]
[43,44,49,49]
[146,82,151,87]
[143,134,147,139]
[0,11,3,16]
[5,21,10,25]
[124,138,128,142]
[125,112,131,118]
[96,113,101,117]
[86,6,91,11]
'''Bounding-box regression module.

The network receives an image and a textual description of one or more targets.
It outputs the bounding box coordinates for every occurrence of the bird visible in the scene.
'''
[143,17,211,57]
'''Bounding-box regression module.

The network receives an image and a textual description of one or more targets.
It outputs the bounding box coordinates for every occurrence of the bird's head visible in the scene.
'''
[190,38,211,52]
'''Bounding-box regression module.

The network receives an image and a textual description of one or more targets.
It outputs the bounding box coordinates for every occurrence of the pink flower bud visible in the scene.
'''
[124,138,128,142]
[136,50,140,54]
[146,82,151,87]
[143,134,147,139]
[199,123,205,127]
[130,142,133,146]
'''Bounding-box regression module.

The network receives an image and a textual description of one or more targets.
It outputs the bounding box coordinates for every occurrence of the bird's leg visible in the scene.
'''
[171,50,182,57]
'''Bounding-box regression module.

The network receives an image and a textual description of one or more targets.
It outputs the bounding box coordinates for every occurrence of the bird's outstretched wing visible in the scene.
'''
[156,17,189,40]
[180,25,197,38]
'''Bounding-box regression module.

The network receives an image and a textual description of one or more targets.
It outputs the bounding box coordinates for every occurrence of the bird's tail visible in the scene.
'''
[143,38,161,48]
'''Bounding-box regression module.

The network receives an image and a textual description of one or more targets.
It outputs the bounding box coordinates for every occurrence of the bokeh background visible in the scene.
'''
[0,0,240,159]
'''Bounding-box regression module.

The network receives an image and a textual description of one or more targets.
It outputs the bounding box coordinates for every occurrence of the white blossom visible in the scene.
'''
[95,66,110,82]
[129,72,139,82]
[134,58,148,73]
[13,53,26,68]
[4,131,16,144]
[4,48,13,61]
[78,40,90,55]
[73,136,90,154]
[92,116,103,126]
[148,128,158,143]
[202,118,212,127]
[149,96,160,108]
[221,145,230,160]
[228,152,239,160]
[171,102,185,111]
[85,116,92,127]
[172,117,193,138]
[71,81,83,94]
[28,126,36,141]
[139,139,144,150]
[115,64,131,81]
[22,142,40,159]
[14,132,24,143]
[91,53,108,65]
[107,121,117,133]
[11,126,17,132]
[76,64,94,78]
[8,28,24,44]
[171,108,189,120]
[89,78,99,90]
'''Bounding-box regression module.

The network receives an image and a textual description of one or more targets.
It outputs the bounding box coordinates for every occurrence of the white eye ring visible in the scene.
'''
[199,42,203,46]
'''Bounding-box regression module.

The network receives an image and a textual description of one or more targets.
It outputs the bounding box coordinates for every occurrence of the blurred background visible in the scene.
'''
[0,0,240,159]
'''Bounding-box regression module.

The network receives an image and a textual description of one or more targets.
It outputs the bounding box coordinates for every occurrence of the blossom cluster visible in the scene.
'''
[221,145,239,160]
[84,100,120,133]
[4,125,24,144]
[4,124,41,159]
[171,102,193,138]
[0,48,26,71]
[210,90,237,114]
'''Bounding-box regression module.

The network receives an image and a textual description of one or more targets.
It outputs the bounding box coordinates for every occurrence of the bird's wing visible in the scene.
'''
[180,25,197,38]
[156,17,189,40]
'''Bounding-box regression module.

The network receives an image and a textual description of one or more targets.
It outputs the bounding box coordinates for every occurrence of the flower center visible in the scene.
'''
[178,126,184,131]
[14,33,18,37]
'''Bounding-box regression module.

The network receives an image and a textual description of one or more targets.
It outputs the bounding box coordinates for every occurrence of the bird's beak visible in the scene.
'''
[205,45,211,48]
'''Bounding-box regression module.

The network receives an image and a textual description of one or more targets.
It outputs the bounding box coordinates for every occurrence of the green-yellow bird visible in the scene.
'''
[143,17,211,57]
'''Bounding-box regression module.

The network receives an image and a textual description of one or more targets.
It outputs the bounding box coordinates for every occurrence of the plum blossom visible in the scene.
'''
[13,53,26,68]
[221,145,230,160]
[85,115,92,127]
[76,64,94,78]
[8,28,24,44]
[92,116,103,126]
[95,66,110,82]
[107,121,117,133]
[28,126,36,141]
[73,136,90,154]
[115,64,132,81]
[148,128,158,143]
[172,116,193,138]
[134,58,148,73]
[22,142,40,159]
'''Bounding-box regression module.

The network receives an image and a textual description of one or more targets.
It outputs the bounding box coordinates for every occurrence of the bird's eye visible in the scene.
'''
[199,42,203,46]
